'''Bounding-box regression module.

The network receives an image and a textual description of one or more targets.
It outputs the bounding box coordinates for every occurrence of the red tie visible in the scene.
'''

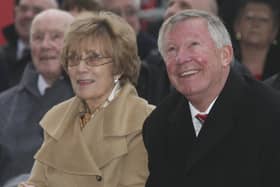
[195,114,208,124]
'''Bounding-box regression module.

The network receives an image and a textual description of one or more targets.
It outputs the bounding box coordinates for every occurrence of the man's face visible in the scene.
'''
[164,0,217,20]
[15,0,57,43]
[163,18,231,102]
[30,13,66,84]
[102,0,140,32]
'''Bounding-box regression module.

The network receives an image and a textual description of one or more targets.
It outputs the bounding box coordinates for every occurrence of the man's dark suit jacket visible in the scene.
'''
[143,69,280,187]
[0,24,31,90]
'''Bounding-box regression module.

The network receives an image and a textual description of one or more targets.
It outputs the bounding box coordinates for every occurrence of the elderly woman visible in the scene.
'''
[20,11,154,187]
[233,0,279,80]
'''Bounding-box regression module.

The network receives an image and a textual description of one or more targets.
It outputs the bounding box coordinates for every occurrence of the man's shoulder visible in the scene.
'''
[244,75,280,101]
[147,90,184,119]
[239,75,280,120]
[263,73,280,90]
[0,41,17,53]
[0,42,17,64]
[0,86,20,104]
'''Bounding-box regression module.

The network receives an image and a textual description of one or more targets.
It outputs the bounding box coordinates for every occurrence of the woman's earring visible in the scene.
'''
[114,76,120,84]
[236,32,242,40]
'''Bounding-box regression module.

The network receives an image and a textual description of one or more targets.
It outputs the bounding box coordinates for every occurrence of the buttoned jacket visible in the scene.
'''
[26,83,154,187]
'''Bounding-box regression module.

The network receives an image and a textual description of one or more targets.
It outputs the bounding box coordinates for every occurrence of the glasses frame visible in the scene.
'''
[66,52,112,67]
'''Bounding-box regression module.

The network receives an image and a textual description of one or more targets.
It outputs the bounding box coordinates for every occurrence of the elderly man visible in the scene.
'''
[0,0,58,90]
[143,10,280,187]
[148,0,218,39]
[144,0,250,105]
[0,9,74,186]
[100,0,157,60]
[164,0,218,18]
[142,0,219,105]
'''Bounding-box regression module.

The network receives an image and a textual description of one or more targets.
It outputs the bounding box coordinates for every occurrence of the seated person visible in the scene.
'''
[0,9,74,185]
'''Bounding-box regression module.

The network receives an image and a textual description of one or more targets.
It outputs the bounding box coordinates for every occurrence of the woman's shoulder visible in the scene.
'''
[103,84,155,136]
[39,97,79,138]
[122,83,155,115]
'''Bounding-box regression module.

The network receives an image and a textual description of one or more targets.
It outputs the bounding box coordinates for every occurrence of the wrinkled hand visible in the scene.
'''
[18,182,35,187]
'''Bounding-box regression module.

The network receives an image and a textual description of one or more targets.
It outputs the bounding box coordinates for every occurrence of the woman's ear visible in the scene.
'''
[233,19,242,40]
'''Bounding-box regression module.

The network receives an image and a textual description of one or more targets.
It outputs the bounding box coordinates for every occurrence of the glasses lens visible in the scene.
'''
[67,52,111,67]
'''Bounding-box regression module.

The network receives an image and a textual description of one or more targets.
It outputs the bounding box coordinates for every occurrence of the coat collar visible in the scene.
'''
[41,83,151,140]
[17,63,41,97]
[35,82,153,175]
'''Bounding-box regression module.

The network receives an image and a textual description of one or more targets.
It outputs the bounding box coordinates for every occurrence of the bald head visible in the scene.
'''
[31,9,74,38]
[30,9,74,84]
[31,9,74,29]
[164,0,218,19]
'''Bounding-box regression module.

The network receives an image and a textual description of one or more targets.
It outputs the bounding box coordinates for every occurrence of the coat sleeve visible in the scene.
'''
[24,161,48,187]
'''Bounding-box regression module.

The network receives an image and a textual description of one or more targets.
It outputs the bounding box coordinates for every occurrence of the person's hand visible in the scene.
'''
[18,182,35,187]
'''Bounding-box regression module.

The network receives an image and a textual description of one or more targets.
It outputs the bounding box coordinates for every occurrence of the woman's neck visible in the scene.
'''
[87,95,110,113]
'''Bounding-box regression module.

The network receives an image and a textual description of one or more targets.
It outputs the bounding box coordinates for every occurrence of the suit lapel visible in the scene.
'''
[184,69,246,173]
[184,105,235,173]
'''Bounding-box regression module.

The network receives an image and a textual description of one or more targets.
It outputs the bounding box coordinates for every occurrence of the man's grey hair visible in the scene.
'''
[158,9,232,57]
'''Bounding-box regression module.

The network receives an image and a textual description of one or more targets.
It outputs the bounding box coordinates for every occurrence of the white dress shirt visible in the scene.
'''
[189,98,217,136]
[38,75,50,95]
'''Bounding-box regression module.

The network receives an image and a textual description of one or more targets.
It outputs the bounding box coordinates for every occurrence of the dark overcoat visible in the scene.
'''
[143,69,280,187]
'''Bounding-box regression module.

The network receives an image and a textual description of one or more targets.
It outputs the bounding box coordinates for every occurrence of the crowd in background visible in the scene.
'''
[0,0,280,186]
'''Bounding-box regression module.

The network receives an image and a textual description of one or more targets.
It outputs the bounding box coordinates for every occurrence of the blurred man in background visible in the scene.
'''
[0,9,74,186]
[0,0,58,91]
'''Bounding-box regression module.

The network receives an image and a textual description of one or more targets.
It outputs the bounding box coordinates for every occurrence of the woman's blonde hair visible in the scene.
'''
[61,11,140,86]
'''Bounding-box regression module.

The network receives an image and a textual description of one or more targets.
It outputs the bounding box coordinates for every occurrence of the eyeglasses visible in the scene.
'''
[66,52,112,67]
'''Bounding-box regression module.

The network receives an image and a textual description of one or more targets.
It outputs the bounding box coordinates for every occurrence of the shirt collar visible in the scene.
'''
[17,40,29,60]
[37,74,50,95]
[189,97,218,119]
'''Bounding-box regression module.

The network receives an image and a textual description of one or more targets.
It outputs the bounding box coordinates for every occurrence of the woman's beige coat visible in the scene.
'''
[25,83,154,187]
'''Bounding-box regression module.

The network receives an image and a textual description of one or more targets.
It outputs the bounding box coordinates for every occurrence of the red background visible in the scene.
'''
[0,0,14,45]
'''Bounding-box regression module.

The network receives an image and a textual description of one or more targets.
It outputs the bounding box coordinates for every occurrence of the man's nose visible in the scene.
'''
[175,47,192,64]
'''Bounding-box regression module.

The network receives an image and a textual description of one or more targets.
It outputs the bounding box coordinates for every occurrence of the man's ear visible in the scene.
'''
[221,45,233,67]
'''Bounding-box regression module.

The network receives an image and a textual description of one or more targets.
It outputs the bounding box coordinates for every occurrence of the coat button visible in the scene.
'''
[96,175,102,182]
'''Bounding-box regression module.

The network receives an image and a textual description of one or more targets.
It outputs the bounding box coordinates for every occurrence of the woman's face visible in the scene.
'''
[235,2,278,47]
[67,40,115,109]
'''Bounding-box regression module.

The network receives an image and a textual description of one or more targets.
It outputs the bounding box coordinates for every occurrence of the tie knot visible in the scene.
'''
[195,113,208,124]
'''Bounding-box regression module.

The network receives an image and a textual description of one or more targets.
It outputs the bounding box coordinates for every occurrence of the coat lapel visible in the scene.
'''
[96,84,153,168]
[184,69,246,173]
[167,94,196,170]
[35,97,102,175]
